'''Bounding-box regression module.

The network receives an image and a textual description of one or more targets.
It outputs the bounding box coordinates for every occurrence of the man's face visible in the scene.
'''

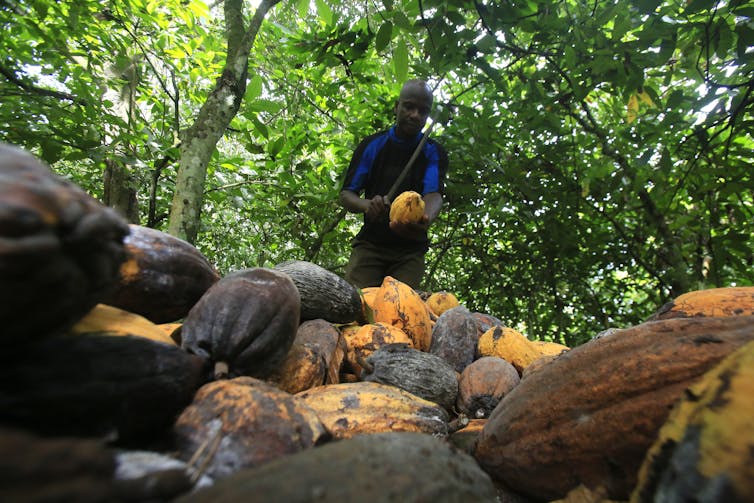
[394,85,433,138]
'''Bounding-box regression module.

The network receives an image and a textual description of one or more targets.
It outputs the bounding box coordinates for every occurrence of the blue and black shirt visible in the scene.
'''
[342,126,448,252]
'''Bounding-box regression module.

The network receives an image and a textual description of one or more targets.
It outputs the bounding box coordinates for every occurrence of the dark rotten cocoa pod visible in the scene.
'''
[177,432,499,503]
[273,260,362,324]
[103,225,220,323]
[181,268,300,380]
[0,143,129,344]
[0,333,208,444]
[474,315,754,501]
[0,426,117,502]
[429,305,478,372]
[362,343,459,411]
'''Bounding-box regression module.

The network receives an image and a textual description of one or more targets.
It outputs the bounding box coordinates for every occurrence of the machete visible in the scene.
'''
[385,119,437,202]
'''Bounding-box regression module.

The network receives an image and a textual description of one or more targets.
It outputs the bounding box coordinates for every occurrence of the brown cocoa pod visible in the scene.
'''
[457,356,520,419]
[174,377,328,480]
[429,305,478,372]
[0,426,117,502]
[0,143,129,344]
[273,260,362,324]
[0,333,208,444]
[176,432,499,502]
[268,319,345,394]
[103,225,220,323]
[180,268,300,380]
[474,315,754,501]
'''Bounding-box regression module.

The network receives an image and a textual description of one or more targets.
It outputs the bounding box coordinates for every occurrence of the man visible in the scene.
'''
[339,79,448,290]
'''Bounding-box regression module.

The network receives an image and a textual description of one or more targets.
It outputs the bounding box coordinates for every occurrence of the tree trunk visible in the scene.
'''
[167,0,282,244]
[103,160,139,223]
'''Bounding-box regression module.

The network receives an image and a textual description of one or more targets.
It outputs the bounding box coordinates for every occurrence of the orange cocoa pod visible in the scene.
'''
[648,286,754,320]
[174,377,327,480]
[426,291,460,316]
[372,276,432,352]
[342,322,413,378]
[389,191,425,224]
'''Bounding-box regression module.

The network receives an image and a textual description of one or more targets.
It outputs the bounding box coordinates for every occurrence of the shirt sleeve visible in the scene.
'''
[421,141,448,195]
[342,133,389,193]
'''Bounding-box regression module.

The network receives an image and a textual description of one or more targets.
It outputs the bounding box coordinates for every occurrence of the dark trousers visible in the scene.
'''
[345,240,425,290]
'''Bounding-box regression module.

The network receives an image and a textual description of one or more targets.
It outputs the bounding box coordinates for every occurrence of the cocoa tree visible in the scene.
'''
[167,0,283,243]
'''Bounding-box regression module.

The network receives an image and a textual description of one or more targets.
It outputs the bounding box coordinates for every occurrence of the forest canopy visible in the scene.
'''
[1,0,753,346]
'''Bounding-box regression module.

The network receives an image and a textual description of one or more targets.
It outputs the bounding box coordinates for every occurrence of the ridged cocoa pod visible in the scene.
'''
[389,190,425,224]
[474,315,754,501]
[429,305,478,372]
[268,319,345,394]
[103,225,220,323]
[0,333,208,444]
[296,381,449,439]
[174,377,328,480]
[180,268,300,380]
[372,276,432,351]
[273,260,362,324]
[0,143,129,344]
[362,343,459,411]
[176,432,499,503]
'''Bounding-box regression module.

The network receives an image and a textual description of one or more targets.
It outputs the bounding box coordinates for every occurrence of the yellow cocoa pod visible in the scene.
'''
[360,287,379,309]
[70,304,177,346]
[477,326,540,374]
[296,381,449,439]
[372,276,432,351]
[426,291,461,316]
[389,191,425,224]
[531,340,570,357]
[632,338,754,501]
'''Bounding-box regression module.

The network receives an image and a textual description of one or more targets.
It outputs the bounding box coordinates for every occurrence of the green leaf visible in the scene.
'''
[733,6,754,17]
[393,38,408,83]
[187,0,209,18]
[293,0,307,17]
[685,0,715,14]
[268,136,285,157]
[250,115,269,139]
[392,11,412,30]
[315,0,333,25]
[375,21,393,52]
[245,75,264,102]
[632,0,662,14]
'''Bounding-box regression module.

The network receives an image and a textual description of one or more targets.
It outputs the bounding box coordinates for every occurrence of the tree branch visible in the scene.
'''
[0,64,87,105]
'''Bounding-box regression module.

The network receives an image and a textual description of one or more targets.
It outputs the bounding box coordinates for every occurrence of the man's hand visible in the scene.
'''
[365,195,388,221]
[389,214,430,241]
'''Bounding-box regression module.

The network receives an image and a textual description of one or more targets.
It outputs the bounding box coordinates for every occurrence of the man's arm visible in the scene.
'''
[339,189,388,222]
